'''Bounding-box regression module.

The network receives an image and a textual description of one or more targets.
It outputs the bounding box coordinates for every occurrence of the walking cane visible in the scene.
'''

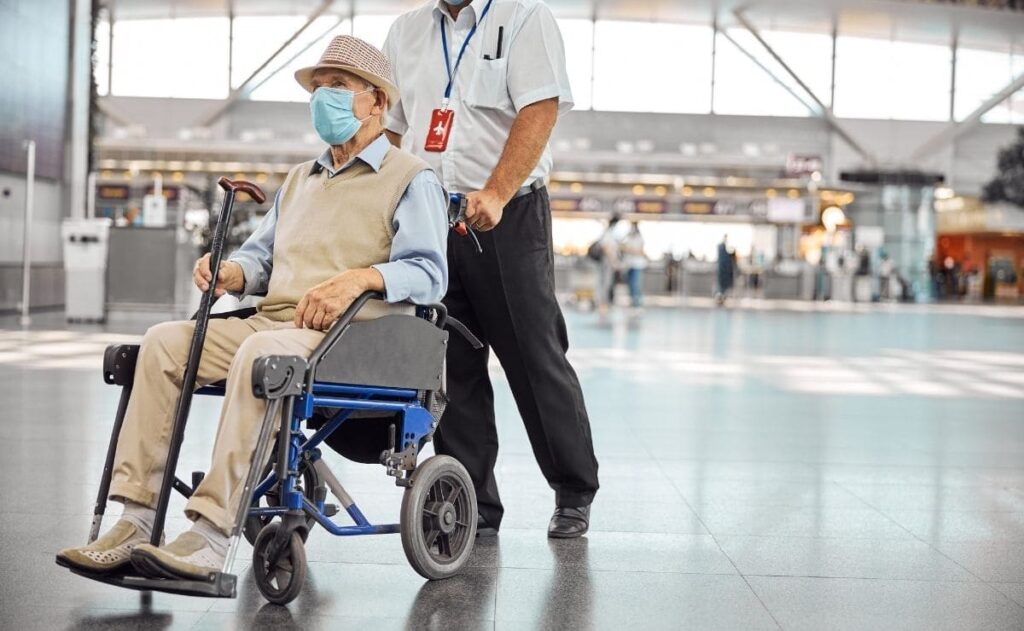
[148,177,267,546]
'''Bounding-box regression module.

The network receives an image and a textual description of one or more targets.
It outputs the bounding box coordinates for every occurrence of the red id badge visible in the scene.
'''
[424,108,455,152]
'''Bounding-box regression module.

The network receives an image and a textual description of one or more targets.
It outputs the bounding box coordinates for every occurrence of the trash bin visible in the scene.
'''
[62,218,112,322]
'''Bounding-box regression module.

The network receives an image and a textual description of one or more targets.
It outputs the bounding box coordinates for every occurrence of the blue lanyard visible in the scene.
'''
[439,0,495,107]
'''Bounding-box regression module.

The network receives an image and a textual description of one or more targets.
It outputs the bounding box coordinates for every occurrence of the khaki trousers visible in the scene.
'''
[109,315,324,534]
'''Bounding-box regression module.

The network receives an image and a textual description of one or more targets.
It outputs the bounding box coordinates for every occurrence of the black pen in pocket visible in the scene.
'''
[495,26,504,59]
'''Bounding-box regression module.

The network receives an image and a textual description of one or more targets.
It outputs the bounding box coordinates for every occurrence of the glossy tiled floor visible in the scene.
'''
[1,302,1023,630]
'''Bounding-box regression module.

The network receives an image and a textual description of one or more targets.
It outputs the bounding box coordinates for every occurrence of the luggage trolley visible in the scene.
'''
[58,177,483,605]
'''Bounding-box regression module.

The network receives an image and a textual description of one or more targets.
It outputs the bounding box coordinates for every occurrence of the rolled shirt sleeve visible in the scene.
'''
[227,190,278,298]
[507,3,574,114]
[383,19,411,136]
[372,169,449,305]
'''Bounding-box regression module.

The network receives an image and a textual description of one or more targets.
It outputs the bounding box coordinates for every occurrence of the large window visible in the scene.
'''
[231,16,307,89]
[111,18,230,99]
[558,19,594,111]
[955,47,1024,123]
[246,17,351,102]
[834,36,952,121]
[713,29,823,117]
[592,20,713,113]
[762,30,833,107]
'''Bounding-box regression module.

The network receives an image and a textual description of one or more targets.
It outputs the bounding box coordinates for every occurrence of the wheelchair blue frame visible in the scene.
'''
[195,380,436,538]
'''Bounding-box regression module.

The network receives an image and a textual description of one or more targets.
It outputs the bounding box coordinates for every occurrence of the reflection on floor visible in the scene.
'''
[1,303,1023,630]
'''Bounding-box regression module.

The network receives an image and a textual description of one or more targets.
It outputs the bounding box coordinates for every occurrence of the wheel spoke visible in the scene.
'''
[273,567,289,589]
[430,479,445,503]
[439,532,451,558]
[425,527,441,551]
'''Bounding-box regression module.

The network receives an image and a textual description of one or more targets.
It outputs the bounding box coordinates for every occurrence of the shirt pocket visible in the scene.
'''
[465,58,511,110]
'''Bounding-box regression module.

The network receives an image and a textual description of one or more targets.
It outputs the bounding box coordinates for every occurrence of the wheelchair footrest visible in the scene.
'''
[65,565,237,598]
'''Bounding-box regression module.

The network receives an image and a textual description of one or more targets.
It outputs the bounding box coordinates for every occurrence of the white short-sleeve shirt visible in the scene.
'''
[383,0,573,194]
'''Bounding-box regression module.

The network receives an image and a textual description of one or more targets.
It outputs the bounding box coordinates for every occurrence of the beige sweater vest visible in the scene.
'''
[257,145,430,323]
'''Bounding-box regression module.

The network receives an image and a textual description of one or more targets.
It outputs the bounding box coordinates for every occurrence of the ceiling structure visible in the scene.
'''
[102,0,1024,52]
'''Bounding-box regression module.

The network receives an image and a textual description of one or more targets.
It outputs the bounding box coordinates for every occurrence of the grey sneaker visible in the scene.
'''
[131,532,225,581]
[57,520,155,574]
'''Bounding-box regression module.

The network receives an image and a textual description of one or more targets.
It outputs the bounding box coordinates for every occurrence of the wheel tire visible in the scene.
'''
[400,455,477,580]
[243,458,320,546]
[252,523,306,605]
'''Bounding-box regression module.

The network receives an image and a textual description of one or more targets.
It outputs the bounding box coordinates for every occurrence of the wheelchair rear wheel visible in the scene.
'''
[400,455,477,580]
[252,522,306,605]
[243,457,321,546]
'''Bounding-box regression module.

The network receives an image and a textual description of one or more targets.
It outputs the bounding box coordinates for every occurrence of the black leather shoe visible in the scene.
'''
[547,505,590,539]
[476,515,499,538]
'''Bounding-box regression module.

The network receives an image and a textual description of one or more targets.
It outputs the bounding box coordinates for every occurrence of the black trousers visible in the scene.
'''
[435,188,600,528]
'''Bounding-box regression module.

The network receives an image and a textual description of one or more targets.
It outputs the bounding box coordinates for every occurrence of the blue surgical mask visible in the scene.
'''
[309,86,374,146]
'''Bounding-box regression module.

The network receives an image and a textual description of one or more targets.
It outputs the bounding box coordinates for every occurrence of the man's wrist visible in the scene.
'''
[227,261,246,293]
[483,184,514,206]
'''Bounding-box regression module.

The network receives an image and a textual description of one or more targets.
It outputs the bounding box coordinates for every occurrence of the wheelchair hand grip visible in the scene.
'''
[217,176,267,204]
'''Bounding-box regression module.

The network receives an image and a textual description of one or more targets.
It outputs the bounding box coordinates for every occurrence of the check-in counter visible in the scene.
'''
[681,261,716,297]
[763,262,814,300]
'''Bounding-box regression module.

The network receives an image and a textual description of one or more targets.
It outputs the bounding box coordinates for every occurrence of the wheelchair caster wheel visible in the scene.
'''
[243,459,321,546]
[400,455,477,580]
[252,523,306,605]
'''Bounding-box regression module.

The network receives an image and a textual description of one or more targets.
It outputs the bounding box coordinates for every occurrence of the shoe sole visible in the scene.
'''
[130,548,213,582]
[56,553,132,575]
[547,526,589,539]
[476,526,499,538]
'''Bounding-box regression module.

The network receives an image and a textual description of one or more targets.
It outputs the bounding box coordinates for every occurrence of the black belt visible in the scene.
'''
[512,180,545,199]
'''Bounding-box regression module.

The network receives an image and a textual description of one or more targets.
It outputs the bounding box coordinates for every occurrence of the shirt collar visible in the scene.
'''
[432,0,482,23]
[310,134,390,177]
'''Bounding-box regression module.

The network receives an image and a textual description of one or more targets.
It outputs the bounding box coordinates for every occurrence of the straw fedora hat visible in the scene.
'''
[295,35,399,108]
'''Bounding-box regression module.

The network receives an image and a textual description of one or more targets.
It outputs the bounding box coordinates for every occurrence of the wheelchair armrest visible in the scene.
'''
[252,355,308,400]
[306,291,384,373]
[103,344,140,386]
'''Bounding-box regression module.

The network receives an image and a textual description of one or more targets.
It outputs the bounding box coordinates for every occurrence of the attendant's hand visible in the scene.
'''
[193,254,244,297]
[294,269,382,330]
[464,188,507,232]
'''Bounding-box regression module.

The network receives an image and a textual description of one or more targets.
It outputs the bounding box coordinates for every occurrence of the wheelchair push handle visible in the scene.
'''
[448,193,482,254]
[217,176,267,204]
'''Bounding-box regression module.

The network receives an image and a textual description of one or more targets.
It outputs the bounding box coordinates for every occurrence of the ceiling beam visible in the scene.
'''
[909,70,1024,163]
[197,0,336,127]
[732,8,877,166]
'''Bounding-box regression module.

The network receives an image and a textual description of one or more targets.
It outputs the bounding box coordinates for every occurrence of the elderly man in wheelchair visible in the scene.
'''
[57,36,479,602]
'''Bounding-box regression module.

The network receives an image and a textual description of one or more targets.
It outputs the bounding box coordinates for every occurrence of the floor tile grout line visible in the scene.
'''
[834,479,1024,613]
[648,456,784,630]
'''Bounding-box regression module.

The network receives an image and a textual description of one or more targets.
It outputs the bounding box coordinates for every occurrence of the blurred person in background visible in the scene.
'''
[621,222,647,310]
[715,235,736,306]
[593,214,622,324]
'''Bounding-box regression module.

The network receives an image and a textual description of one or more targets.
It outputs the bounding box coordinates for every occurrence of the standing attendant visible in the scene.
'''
[383,0,599,538]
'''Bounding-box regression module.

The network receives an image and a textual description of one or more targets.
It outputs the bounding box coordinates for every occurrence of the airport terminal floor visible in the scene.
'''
[2,300,1023,630]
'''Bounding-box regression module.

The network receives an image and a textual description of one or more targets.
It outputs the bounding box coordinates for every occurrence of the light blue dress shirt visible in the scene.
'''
[228,135,448,306]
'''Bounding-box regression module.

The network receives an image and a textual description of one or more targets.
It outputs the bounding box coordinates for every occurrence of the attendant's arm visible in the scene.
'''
[485,97,557,203]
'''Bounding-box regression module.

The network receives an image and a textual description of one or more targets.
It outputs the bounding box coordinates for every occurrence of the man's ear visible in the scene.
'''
[373,88,388,115]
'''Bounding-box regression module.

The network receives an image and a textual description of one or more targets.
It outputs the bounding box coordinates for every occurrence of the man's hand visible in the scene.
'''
[293,268,384,330]
[193,254,244,297]
[464,188,507,232]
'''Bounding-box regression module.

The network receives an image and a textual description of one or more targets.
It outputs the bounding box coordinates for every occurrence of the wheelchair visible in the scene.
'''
[58,177,483,605]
